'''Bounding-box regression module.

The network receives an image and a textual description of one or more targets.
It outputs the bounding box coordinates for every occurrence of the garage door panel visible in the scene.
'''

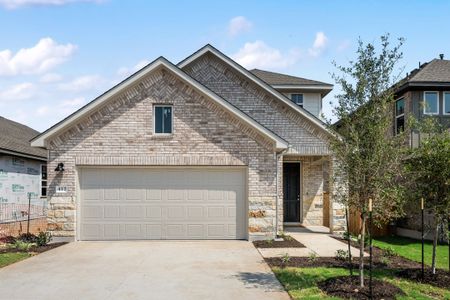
[146,207,162,219]
[119,206,145,219]
[104,188,120,201]
[104,206,120,218]
[83,206,103,218]
[80,168,246,240]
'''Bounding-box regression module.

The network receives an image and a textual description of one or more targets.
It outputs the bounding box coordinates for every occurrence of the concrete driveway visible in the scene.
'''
[0,241,289,300]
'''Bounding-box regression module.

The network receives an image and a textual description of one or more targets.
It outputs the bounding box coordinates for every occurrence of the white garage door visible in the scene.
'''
[79,167,246,240]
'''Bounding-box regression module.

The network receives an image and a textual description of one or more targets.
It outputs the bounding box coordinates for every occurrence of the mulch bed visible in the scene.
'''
[0,242,67,254]
[253,236,305,248]
[318,275,404,299]
[396,268,450,289]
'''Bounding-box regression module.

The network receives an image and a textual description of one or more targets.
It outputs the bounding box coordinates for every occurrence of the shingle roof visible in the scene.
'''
[0,116,47,159]
[409,59,450,82]
[250,69,332,86]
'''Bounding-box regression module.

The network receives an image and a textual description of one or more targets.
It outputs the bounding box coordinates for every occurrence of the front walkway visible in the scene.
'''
[257,226,365,258]
[0,241,289,300]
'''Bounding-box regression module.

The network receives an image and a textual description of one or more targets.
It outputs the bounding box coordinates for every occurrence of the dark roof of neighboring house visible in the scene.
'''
[395,58,450,93]
[0,116,47,160]
[250,69,333,87]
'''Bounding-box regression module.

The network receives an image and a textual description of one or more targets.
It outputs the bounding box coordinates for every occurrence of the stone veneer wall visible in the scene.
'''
[45,66,279,240]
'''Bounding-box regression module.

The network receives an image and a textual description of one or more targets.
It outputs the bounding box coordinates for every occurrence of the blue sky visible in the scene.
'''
[1,0,449,131]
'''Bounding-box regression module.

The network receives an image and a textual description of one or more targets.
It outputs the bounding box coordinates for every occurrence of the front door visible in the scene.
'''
[283,163,301,223]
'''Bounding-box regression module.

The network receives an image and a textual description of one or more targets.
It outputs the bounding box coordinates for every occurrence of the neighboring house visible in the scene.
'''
[0,116,48,236]
[392,56,450,146]
[392,56,450,239]
[31,44,345,241]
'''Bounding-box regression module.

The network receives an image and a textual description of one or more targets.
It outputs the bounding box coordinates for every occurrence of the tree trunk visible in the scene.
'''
[432,220,439,275]
[345,207,353,276]
[359,214,366,287]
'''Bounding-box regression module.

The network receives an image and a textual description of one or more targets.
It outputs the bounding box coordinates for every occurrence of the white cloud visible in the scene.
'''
[337,40,351,52]
[232,40,301,70]
[228,16,253,37]
[39,73,63,83]
[117,59,150,77]
[0,37,77,76]
[308,31,328,58]
[36,96,86,117]
[58,74,104,92]
[0,0,101,9]
[0,82,35,102]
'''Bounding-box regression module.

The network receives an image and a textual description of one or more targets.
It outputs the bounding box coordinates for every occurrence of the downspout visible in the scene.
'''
[275,148,289,239]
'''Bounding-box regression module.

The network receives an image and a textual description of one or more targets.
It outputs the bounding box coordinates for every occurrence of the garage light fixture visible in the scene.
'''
[54,163,65,172]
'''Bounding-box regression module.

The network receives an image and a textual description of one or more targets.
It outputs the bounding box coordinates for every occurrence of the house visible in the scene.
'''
[0,116,48,236]
[31,44,345,241]
[393,55,450,146]
[392,56,450,239]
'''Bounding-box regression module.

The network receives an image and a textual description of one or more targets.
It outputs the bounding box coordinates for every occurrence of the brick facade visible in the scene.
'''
[43,51,345,240]
[46,67,278,239]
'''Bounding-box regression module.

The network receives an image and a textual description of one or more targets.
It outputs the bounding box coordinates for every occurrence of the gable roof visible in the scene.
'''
[178,44,334,138]
[395,59,450,93]
[250,68,332,87]
[0,116,47,160]
[31,57,288,151]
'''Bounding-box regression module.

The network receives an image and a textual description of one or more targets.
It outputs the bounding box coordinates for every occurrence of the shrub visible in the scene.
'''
[380,256,391,266]
[36,231,52,247]
[17,233,38,243]
[278,231,293,241]
[8,240,35,251]
[281,253,291,265]
[383,246,396,258]
[308,251,318,263]
[335,249,349,262]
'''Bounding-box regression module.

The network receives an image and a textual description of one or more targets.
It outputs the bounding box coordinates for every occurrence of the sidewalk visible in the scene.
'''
[257,226,367,258]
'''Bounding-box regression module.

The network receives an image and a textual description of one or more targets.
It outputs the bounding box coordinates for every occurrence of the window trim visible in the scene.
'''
[444,92,450,115]
[153,104,173,135]
[290,93,304,107]
[394,97,405,135]
[40,164,47,198]
[423,91,439,115]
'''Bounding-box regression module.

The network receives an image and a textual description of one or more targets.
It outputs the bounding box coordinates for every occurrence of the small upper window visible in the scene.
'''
[444,92,450,115]
[291,94,303,107]
[395,98,405,135]
[424,92,439,115]
[154,106,172,134]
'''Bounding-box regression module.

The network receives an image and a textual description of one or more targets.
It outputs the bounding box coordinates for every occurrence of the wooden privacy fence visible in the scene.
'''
[348,209,390,237]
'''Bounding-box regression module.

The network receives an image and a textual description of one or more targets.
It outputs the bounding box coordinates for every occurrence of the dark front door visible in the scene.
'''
[283,163,301,222]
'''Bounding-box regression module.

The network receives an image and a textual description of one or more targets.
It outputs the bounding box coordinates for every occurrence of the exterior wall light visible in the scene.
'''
[54,163,65,172]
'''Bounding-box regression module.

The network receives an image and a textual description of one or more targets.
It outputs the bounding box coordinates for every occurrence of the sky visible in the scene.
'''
[1,0,450,131]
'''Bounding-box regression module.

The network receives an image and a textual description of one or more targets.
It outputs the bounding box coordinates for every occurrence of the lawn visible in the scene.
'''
[0,252,30,268]
[374,236,449,270]
[273,266,450,300]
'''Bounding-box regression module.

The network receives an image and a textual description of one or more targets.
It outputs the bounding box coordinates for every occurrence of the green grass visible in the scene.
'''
[0,252,30,268]
[374,236,449,270]
[273,267,450,300]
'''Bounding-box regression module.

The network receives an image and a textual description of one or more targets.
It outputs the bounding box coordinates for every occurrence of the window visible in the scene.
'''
[154,105,173,134]
[291,94,303,107]
[423,91,439,114]
[40,165,47,197]
[444,92,450,115]
[395,98,405,135]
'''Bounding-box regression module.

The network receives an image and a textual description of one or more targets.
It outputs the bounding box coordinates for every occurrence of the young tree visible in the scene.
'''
[327,35,407,287]
[405,117,450,274]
